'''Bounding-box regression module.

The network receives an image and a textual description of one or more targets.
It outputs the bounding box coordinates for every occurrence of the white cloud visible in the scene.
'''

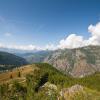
[5,32,12,37]
[87,22,100,45]
[57,22,100,49]
[0,22,100,51]
[0,43,39,51]
[0,43,4,48]
[88,23,100,37]
[57,34,84,49]
[9,44,44,51]
[0,43,56,51]
[44,44,56,50]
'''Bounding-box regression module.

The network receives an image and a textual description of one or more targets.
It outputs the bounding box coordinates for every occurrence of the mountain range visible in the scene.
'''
[16,45,100,78]
[17,50,52,63]
[0,46,100,99]
[0,45,100,78]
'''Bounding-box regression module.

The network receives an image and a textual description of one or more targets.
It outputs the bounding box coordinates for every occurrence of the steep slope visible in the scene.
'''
[44,46,100,77]
[0,51,28,71]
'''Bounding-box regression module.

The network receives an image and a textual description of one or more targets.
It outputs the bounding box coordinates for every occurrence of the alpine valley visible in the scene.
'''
[0,45,100,100]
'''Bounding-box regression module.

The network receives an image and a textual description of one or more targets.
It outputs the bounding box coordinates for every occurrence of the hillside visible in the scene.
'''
[18,50,52,63]
[59,84,100,100]
[0,63,100,100]
[16,46,100,78]
[0,65,35,84]
[44,45,100,77]
[0,51,28,71]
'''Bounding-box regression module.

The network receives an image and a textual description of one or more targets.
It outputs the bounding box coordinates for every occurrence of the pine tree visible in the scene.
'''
[10,74,13,79]
[18,71,21,77]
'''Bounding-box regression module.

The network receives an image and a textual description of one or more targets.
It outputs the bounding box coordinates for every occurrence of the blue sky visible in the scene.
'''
[0,0,100,50]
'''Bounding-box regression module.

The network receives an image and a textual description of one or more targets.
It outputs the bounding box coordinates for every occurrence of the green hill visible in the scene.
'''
[0,51,28,71]
[0,63,99,100]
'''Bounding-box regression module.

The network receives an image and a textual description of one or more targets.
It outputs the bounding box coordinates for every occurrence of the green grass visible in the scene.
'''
[0,63,100,100]
[35,63,100,91]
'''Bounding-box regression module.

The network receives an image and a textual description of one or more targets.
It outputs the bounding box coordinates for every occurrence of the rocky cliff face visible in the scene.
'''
[44,46,100,77]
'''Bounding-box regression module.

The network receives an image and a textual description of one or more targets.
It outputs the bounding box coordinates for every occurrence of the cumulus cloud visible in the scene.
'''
[57,34,84,49]
[57,22,100,49]
[87,22,100,45]
[88,23,100,37]
[0,22,100,51]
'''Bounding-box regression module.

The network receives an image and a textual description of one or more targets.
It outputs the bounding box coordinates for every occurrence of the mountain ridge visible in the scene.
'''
[44,45,100,77]
[13,45,100,78]
[0,51,28,71]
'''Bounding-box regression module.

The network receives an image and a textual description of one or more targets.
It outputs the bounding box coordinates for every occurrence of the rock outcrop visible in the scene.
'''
[58,84,100,100]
